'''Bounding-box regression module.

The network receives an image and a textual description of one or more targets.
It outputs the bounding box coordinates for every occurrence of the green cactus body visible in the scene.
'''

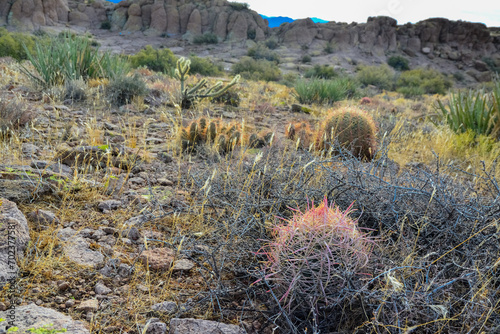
[320,108,377,160]
[188,121,201,143]
[218,134,227,153]
[286,123,296,139]
[207,121,217,142]
[229,131,241,148]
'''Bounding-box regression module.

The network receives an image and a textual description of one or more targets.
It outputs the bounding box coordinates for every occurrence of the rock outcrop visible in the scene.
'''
[0,303,90,333]
[0,198,30,286]
[275,16,500,59]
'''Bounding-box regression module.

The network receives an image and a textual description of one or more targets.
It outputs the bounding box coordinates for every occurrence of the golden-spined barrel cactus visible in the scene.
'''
[317,107,377,160]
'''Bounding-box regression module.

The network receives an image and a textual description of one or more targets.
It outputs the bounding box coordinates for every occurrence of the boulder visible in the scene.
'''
[0,304,89,333]
[0,198,30,286]
[169,318,246,334]
[186,8,202,35]
[124,3,142,31]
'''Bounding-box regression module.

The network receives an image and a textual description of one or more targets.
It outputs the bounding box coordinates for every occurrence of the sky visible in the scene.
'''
[245,0,500,27]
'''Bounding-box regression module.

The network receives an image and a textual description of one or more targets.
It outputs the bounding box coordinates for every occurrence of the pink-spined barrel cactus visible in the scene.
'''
[258,197,375,312]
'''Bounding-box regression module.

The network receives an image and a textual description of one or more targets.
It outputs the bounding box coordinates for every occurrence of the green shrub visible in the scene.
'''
[188,55,223,76]
[192,32,219,44]
[304,64,336,79]
[387,55,410,71]
[129,45,177,75]
[247,43,280,63]
[232,57,281,82]
[324,41,335,54]
[21,31,128,88]
[247,29,256,40]
[280,72,298,87]
[356,64,394,90]
[294,77,358,105]
[396,68,452,97]
[436,79,500,136]
[100,20,111,30]
[0,28,36,61]
[265,38,278,50]
[107,74,147,106]
[301,54,312,63]
[228,1,249,10]
[482,57,500,74]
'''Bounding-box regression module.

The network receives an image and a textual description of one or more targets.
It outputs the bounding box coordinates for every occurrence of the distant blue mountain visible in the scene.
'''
[260,15,329,28]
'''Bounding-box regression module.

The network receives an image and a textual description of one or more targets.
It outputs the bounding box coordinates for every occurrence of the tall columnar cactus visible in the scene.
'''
[175,57,240,109]
[257,197,375,312]
[317,107,377,160]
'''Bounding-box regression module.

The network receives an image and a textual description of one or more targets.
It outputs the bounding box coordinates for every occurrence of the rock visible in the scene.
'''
[474,60,489,72]
[76,299,99,312]
[186,8,202,35]
[22,143,41,156]
[95,282,112,295]
[421,47,431,54]
[63,237,104,267]
[152,301,177,313]
[173,259,195,271]
[157,152,173,164]
[28,209,60,226]
[124,3,142,31]
[117,263,132,277]
[123,227,141,241]
[0,304,89,333]
[139,248,175,270]
[0,198,30,285]
[169,318,246,334]
[144,320,167,334]
[98,200,122,212]
[58,281,70,292]
[0,178,52,203]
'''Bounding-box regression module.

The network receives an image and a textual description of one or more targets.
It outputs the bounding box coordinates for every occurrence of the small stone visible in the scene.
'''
[55,296,65,304]
[58,281,70,292]
[102,227,118,235]
[172,259,195,272]
[103,326,120,333]
[139,248,174,270]
[136,284,149,292]
[77,299,99,312]
[157,152,173,164]
[117,263,132,277]
[0,302,6,311]
[152,301,177,313]
[57,227,77,241]
[95,282,112,295]
[145,321,167,334]
[22,143,41,156]
[421,47,431,54]
[28,209,60,225]
[123,227,141,241]
[32,288,41,294]
[157,178,173,186]
[98,200,122,211]
[66,299,76,307]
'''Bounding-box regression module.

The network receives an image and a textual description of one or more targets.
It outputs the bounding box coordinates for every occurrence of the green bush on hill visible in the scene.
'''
[188,55,223,76]
[247,43,280,63]
[304,64,336,79]
[232,57,281,82]
[0,28,36,61]
[294,77,358,105]
[356,64,395,90]
[396,68,452,96]
[129,45,177,75]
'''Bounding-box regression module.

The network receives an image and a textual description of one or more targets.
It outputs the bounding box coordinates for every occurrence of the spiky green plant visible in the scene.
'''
[175,57,240,109]
[256,197,375,312]
[436,79,500,137]
[318,107,377,160]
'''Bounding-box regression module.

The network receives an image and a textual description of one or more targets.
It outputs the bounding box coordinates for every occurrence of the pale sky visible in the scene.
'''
[246,0,500,27]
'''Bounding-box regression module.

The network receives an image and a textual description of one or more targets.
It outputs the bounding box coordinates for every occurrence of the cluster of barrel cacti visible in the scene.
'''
[180,117,274,154]
[285,107,377,160]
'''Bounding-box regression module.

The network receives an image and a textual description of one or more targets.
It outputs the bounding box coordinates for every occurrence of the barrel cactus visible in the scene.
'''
[286,122,314,150]
[317,107,377,160]
[257,197,375,312]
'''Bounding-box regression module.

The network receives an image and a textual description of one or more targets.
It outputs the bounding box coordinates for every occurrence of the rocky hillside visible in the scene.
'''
[1,0,270,41]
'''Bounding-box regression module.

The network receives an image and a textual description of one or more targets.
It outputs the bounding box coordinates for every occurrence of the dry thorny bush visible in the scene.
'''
[136,137,500,333]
